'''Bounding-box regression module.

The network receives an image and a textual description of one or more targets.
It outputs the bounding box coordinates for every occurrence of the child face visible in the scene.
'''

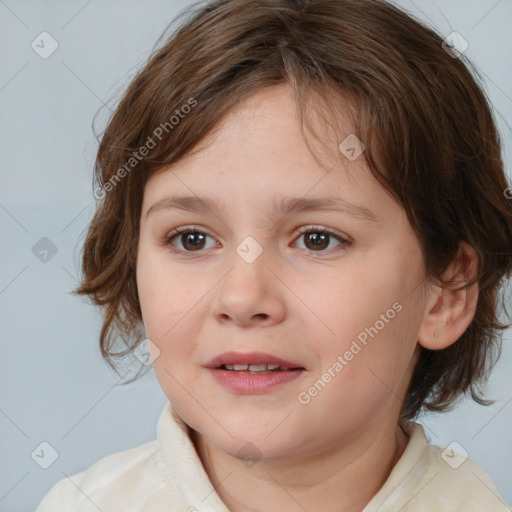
[136,83,430,459]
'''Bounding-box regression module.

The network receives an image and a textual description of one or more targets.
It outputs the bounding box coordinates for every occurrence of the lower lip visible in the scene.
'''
[208,368,304,393]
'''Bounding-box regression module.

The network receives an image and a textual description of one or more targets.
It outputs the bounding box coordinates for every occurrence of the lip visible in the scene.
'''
[205,351,306,394]
[205,351,304,369]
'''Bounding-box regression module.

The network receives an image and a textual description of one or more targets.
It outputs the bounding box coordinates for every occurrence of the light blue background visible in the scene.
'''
[1,1,511,510]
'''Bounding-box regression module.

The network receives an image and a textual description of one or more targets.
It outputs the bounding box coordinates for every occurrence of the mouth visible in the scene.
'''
[205,352,306,394]
[205,351,305,371]
[219,363,301,374]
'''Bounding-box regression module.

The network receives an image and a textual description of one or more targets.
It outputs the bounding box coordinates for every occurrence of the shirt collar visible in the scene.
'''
[157,401,231,511]
[156,401,432,511]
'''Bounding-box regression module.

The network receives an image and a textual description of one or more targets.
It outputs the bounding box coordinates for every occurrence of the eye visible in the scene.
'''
[164,226,218,252]
[162,225,350,254]
[294,225,349,252]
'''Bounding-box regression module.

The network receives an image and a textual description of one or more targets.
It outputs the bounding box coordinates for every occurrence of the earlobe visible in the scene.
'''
[417,242,479,350]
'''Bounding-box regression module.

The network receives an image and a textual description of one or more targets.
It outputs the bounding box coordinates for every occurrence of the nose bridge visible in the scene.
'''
[211,234,285,326]
[226,234,271,291]
[235,234,267,267]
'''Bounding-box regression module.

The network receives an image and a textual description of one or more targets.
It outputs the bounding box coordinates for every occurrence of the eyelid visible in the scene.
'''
[163,224,349,240]
[162,224,352,246]
[162,224,351,253]
[162,225,214,245]
[295,225,350,243]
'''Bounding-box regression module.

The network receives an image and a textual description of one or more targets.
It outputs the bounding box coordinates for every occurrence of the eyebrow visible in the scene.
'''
[146,194,379,223]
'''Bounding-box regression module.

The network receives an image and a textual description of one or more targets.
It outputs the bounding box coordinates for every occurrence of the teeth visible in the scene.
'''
[222,363,295,372]
[248,364,267,371]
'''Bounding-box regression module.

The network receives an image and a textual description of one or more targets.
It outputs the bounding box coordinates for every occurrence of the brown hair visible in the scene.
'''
[75,0,512,420]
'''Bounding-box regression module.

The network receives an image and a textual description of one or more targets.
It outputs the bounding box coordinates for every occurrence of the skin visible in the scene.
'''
[136,83,479,512]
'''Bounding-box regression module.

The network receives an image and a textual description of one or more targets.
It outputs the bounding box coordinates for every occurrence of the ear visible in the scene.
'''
[417,241,479,350]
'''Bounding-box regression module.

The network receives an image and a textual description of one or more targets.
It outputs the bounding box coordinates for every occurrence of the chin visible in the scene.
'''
[217,432,301,463]
[193,409,306,461]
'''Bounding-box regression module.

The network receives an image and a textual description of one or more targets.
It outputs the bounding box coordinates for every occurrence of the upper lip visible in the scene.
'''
[205,351,305,369]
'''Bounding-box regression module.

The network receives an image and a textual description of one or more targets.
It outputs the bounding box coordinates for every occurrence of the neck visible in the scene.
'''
[192,416,409,512]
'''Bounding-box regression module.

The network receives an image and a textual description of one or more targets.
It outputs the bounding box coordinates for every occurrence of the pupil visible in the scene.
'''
[183,232,205,251]
[306,232,328,250]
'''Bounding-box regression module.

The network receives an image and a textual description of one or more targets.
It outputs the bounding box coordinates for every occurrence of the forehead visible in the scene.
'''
[141,83,397,223]
[158,83,359,168]
[213,83,356,155]
[150,85,360,176]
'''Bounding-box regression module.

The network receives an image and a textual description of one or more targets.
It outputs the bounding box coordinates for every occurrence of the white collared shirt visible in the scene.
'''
[35,402,510,511]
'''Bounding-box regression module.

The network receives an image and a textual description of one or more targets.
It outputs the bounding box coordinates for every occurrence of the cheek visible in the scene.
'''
[137,243,197,334]
[136,245,202,372]
[306,286,423,419]
[295,315,420,447]
[301,259,424,398]
[295,262,408,356]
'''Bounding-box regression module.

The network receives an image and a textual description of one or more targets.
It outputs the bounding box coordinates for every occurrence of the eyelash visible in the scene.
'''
[162,225,351,255]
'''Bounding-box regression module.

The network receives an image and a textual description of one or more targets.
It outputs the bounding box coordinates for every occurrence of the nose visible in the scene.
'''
[209,240,286,328]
